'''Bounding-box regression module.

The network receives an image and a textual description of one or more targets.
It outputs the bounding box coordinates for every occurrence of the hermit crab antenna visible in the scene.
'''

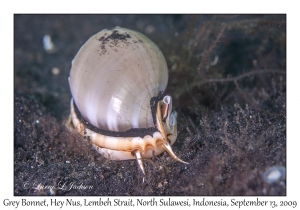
[163,142,189,165]
[134,150,145,175]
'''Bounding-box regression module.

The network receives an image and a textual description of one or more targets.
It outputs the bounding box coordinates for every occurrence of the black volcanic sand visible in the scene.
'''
[14,15,286,195]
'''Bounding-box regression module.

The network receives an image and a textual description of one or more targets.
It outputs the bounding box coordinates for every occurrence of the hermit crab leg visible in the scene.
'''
[156,100,189,165]
[163,142,189,164]
[134,150,145,175]
[156,101,168,138]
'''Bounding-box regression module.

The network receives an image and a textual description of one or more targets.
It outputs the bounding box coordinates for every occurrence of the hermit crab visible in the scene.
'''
[68,26,187,174]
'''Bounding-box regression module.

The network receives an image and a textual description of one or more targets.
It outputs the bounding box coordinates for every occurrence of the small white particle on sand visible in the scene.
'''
[43,34,56,53]
[52,67,60,75]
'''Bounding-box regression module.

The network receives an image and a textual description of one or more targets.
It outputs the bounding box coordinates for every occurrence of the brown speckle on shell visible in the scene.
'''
[98,29,132,55]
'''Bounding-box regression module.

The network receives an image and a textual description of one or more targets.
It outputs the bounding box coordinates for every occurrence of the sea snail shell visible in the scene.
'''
[68,26,187,174]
